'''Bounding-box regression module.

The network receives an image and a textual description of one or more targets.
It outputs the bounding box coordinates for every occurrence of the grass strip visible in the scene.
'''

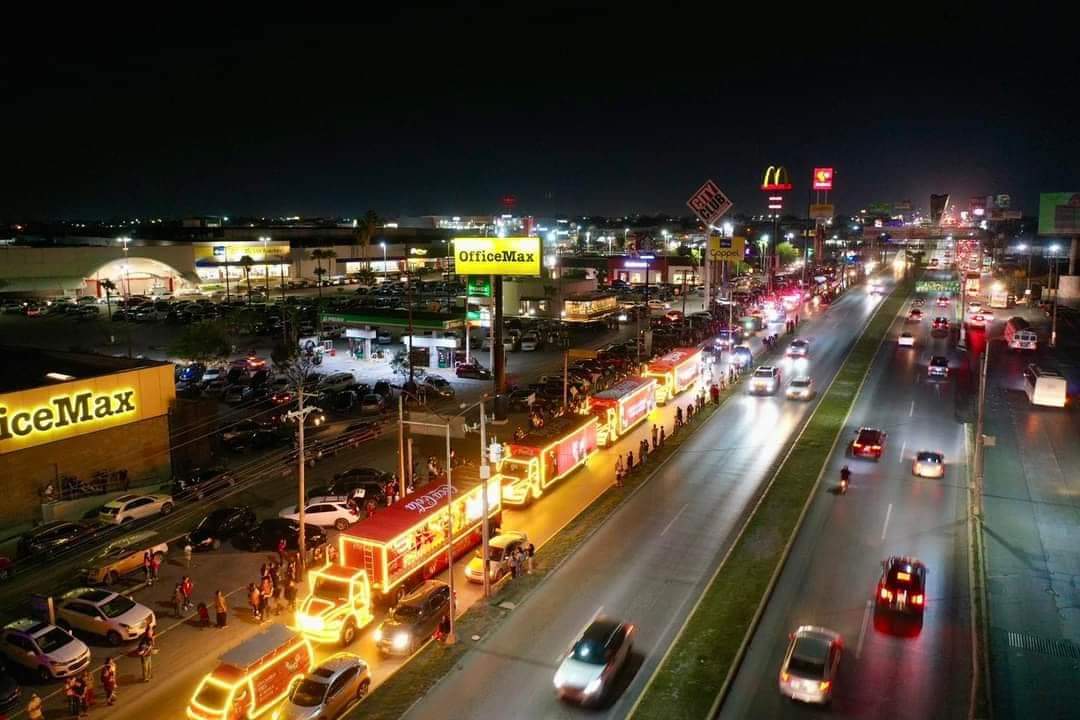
[631,278,912,720]
[350,351,768,719]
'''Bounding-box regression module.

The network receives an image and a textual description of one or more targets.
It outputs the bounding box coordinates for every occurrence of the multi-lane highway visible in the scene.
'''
[403,281,892,720]
[719,274,972,718]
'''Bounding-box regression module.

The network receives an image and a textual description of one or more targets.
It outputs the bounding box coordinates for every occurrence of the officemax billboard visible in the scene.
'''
[453,237,541,276]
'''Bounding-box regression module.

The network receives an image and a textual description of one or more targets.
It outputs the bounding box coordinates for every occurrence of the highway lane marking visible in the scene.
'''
[881,503,893,542]
[909,400,915,417]
[899,440,907,463]
[660,503,689,537]
[856,600,873,659]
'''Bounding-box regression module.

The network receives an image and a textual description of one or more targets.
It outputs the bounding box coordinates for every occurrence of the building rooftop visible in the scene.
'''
[0,347,169,394]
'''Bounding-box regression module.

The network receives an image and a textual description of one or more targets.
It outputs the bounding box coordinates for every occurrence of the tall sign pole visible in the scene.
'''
[687,179,734,315]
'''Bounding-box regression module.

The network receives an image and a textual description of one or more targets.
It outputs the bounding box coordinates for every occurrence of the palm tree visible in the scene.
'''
[309,249,337,301]
[239,255,255,304]
[100,279,117,320]
[357,210,379,270]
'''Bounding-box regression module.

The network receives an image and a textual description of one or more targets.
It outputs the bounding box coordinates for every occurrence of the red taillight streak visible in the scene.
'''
[879,586,892,601]
[853,442,863,448]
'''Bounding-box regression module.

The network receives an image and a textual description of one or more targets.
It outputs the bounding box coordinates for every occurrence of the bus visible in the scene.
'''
[1005,317,1037,351]
[1023,364,1067,407]
[989,285,1011,309]
[965,272,981,297]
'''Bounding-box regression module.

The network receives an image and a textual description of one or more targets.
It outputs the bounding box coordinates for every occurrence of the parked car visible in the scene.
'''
[82,530,168,585]
[16,522,93,559]
[374,581,452,656]
[0,619,91,681]
[172,467,235,500]
[320,372,356,394]
[278,502,360,531]
[422,376,455,399]
[56,588,155,646]
[0,660,19,709]
[456,363,492,380]
[359,394,386,416]
[465,531,528,584]
[186,506,257,550]
[239,519,327,552]
[99,494,174,525]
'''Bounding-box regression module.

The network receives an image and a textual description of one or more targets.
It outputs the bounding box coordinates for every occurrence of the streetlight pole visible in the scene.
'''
[119,237,132,358]
[380,242,387,280]
[1050,244,1061,348]
[261,236,271,300]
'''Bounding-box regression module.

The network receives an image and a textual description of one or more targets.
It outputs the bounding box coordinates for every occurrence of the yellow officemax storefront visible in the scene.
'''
[0,348,175,525]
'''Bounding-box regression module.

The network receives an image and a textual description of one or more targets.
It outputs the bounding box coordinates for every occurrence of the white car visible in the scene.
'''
[778,625,842,705]
[57,588,156,646]
[554,617,635,706]
[897,332,915,347]
[786,339,809,357]
[465,531,528,583]
[1,619,91,681]
[647,299,669,310]
[319,372,356,393]
[99,494,174,525]
[785,377,814,400]
[199,367,223,387]
[967,301,983,313]
[520,334,540,352]
[750,366,782,395]
[912,450,945,478]
[277,653,371,720]
[279,501,359,531]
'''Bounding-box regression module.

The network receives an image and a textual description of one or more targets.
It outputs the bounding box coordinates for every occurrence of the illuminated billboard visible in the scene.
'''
[761,166,793,192]
[452,237,541,276]
[1038,192,1080,235]
[812,167,834,191]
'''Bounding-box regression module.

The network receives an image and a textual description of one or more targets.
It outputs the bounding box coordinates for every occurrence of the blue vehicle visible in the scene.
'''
[178,363,206,383]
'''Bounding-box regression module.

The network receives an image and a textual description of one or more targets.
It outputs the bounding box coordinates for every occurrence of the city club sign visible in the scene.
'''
[452,237,541,276]
[0,389,137,444]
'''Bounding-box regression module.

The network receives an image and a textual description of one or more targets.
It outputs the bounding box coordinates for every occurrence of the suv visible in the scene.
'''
[0,619,91,681]
[374,581,452,656]
[56,588,155,646]
[876,556,928,616]
[16,522,92,559]
[851,427,886,460]
[99,494,174,524]
[750,366,782,395]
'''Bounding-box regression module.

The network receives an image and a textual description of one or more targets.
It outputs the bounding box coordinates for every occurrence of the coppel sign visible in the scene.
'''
[452,237,541,276]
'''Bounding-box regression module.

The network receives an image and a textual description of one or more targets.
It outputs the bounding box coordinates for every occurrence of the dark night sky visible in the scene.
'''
[2,12,1077,221]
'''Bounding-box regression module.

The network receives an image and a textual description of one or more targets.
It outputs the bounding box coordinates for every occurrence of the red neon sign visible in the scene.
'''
[813,167,834,191]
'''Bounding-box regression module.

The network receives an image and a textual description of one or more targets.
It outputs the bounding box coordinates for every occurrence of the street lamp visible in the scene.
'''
[380,242,387,279]
[722,221,733,238]
[260,236,271,299]
[1049,244,1062,347]
[1017,243,1032,295]
[758,235,770,274]
[118,237,133,358]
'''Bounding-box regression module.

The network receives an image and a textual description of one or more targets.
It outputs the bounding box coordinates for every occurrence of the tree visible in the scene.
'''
[100,279,117,320]
[309,248,337,301]
[776,241,800,266]
[238,255,255,304]
[170,321,233,363]
[389,348,411,381]
[357,210,379,270]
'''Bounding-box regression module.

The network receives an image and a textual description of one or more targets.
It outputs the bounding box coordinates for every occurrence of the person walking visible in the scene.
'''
[143,550,153,585]
[272,571,285,615]
[136,630,153,682]
[102,657,118,706]
[150,550,162,583]
[526,543,535,574]
[248,583,261,621]
[259,575,273,621]
[65,676,80,718]
[659,426,666,447]
[276,536,288,565]
[80,669,95,716]
[284,575,298,612]
[172,583,185,618]
[675,406,683,429]
[27,693,44,720]
[627,450,634,472]
[615,455,625,487]
[181,575,194,612]
[214,590,228,628]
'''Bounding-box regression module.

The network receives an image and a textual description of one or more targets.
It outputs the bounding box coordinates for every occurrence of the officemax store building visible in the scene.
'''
[0,348,175,525]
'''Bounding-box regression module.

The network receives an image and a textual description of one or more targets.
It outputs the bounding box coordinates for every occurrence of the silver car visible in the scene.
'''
[778,625,842,705]
[57,588,155,646]
[277,653,370,719]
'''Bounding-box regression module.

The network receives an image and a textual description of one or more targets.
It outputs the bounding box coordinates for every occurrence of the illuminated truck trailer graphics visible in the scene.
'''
[591,376,657,447]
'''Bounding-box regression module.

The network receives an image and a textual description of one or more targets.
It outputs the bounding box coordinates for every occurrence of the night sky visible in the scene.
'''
[2,13,1077,221]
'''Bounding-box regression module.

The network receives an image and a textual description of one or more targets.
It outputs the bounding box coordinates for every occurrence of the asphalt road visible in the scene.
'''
[719,279,972,718]
[401,282,889,720]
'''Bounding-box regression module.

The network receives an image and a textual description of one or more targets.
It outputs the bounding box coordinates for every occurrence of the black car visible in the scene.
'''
[187,506,257,550]
[327,473,389,505]
[375,581,451,655]
[372,381,394,401]
[456,363,492,380]
[239,518,326,552]
[876,556,928,616]
[16,521,93,559]
[172,467,235,500]
[0,661,19,710]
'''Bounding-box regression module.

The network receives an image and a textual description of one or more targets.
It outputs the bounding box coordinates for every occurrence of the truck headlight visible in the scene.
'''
[373,627,383,642]
[392,631,411,651]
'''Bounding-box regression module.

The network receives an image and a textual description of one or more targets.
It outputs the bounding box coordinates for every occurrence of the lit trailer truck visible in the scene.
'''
[332,469,502,605]
[646,347,703,404]
[497,414,600,505]
[590,376,657,448]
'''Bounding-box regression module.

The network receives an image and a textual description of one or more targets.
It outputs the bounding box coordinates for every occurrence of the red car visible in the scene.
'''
[851,427,886,460]
[932,317,949,331]
[876,556,927,616]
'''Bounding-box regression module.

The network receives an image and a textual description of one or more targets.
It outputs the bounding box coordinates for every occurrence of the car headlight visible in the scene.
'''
[373,627,383,642]
[585,677,603,695]
[392,631,411,651]
[553,669,565,689]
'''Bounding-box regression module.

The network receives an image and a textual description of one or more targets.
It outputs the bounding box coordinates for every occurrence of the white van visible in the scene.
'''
[1005,317,1037,351]
[1023,364,1067,408]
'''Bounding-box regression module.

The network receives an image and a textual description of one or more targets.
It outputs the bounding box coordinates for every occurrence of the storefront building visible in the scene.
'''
[0,348,175,525]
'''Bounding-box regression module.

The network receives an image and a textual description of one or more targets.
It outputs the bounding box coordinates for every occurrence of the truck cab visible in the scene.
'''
[295,565,373,646]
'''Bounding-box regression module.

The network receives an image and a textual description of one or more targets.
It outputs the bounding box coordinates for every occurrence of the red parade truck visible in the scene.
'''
[590,376,657,447]
[646,347,703,404]
[496,414,599,505]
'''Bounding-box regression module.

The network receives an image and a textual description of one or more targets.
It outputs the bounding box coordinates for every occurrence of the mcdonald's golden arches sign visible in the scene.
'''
[761,165,793,192]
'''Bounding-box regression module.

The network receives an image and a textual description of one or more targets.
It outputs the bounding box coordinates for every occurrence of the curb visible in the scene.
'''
[966,423,994,720]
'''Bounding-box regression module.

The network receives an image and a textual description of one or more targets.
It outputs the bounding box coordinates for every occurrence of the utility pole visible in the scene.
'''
[397,394,407,497]
[284,383,317,571]
[478,401,491,599]
[444,425,456,645]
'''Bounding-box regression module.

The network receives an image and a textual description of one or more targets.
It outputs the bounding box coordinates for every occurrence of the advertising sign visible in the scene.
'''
[466,278,492,297]
[761,166,793,192]
[809,203,835,220]
[1038,192,1080,235]
[812,167,834,191]
[194,242,290,263]
[708,235,746,262]
[687,180,734,226]
[452,237,541,276]
[619,384,654,431]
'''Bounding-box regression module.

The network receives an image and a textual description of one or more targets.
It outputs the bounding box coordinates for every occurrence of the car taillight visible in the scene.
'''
[819,680,831,692]
[912,594,924,606]
[871,445,881,450]
[853,442,863,449]
[879,586,892,601]
[781,671,791,683]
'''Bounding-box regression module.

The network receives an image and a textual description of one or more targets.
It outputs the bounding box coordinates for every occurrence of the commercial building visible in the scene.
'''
[0,348,175,525]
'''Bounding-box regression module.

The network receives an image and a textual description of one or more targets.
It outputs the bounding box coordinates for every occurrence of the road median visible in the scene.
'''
[630,277,911,720]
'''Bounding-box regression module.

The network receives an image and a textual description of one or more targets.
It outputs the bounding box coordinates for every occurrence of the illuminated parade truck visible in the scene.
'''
[293,564,373,646]
[646,347,703,404]
[334,469,502,605]
[590,376,656,448]
[496,414,599,505]
[188,624,313,720]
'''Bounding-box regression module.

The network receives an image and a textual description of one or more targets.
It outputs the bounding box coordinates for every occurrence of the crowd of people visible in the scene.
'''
[248,558,301,622]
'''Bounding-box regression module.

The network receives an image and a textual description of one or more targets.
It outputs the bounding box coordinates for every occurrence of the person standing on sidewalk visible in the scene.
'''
[181,575,194,612]
[276,536,287,565]
[651,424,659,451]
[214,590,228,628]
[27,693,44,720]
[172,583,185,618]
[248,583,261,621]
[101,657,118,706]
[150,550,162,583]
[136,630,153,682]
[143,551,153,585]
[64,677,80,718]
